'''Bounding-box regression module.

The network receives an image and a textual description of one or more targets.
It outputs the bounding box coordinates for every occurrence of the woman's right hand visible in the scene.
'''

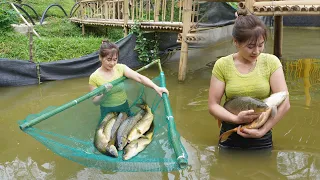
[235,110,261,124]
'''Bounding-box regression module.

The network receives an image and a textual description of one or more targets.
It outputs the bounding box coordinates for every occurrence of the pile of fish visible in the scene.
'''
[219,91,289,143]
[93,103,154,160]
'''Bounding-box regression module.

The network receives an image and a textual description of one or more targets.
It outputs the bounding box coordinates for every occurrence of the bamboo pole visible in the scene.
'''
[253,11,320,16]
[131,0,135,20]
[196,0,200,22]
[103,1,106,19]
[309,6,317,12]
[170,0,174,22]
[157,60,188,169]
[28,27,33,62]
[178,0,193,81]
[254,1,320,7]
[301,6,308,12]
[164,0,167,21]
[19,59,161,130]
[136,0,138,18]
[291,5,300,11]
[155,0,160,21]
[10,3,40,38]
[124,0,129,36]
[113,1,115,19]
[274,16,283,58]
[140,0,143,19]
[179,0,182,22]
[245,0,255,14]
[162,0,165,21]
[148,0,150,20]
[82,24,85,35]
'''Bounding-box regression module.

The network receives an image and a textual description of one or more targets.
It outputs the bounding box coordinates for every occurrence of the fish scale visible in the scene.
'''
[116,109,146,150]
[219,91,289,143]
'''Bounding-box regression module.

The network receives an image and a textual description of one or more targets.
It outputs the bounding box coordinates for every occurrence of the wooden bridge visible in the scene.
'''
[70,0,320,81]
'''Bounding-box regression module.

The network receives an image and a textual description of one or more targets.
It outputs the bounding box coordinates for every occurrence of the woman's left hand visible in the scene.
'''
[155,87,169,97]
[236,126,266,139]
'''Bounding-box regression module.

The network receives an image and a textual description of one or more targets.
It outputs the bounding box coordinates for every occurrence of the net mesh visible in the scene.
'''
[18,75,187,172]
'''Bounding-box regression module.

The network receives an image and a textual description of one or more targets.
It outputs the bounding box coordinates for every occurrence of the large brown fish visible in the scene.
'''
[127,104,154,142]
[219,91,289,143]
[94,112,118,157]
[123,123,154,160]
[217,96,269,128]
[116,109,146,150]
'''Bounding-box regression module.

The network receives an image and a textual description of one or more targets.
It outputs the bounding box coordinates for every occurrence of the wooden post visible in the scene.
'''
[178,0,193,81]
[124,0,129,36]
[170,0,174,22]
[82,24,85,35]
[274,16,283,58]
[28,26,33,62]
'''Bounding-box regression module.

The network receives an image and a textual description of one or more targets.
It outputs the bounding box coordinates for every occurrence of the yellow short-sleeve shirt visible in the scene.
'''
[89,64,127,107]
[212,53,282,101]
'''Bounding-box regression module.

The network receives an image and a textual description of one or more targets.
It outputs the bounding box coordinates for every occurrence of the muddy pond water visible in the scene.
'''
[1,27,320,179]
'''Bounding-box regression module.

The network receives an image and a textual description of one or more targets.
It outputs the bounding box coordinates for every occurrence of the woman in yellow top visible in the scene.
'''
[89,40,169,122]
[208,9,290,150]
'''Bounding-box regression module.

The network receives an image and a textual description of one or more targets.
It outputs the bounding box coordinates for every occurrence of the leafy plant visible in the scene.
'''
[130,20,159,64]
[0,1,18,31]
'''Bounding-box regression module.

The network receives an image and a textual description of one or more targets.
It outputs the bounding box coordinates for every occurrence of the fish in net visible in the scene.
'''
[18,60,188,172]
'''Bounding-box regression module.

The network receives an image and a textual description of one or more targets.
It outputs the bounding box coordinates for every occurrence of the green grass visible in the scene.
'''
[0,30,103,62]
[1,11,124,62]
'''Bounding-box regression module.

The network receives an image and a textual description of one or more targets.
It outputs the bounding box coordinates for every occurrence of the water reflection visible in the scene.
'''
[0,157,55,179]
[276,151,320,179]
[1,28,320,179]
[284,58,320,107]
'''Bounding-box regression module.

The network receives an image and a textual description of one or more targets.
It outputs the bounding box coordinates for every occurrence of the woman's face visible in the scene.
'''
[236,35,265,62]
[101,53,118,71]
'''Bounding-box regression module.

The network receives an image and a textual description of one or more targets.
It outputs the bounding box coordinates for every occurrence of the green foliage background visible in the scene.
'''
[0,0,123,62]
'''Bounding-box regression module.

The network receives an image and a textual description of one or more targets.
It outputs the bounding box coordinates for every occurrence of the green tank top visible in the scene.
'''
[89,64,127,107]
[212,53,282,101]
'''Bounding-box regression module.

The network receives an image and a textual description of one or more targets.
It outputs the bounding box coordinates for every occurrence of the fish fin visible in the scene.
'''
[135,142,139,148]
[219,128,237,143]
[217,120,222,128]
[270,106,277,118]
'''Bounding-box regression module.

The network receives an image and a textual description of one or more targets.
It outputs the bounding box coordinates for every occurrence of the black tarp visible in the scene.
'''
[284,16,320,27]
[197,2,236,28]
[0,34,143,86]
[0,59,38,86]
[40,34,141,81]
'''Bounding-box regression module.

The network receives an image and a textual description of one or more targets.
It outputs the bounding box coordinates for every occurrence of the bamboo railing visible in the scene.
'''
[70,0,320,81]
[70,0,203,32]
[239,0,320,16]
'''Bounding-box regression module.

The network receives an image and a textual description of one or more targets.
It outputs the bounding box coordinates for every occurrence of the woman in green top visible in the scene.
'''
[208,9,290,150]
[89,40,169,122]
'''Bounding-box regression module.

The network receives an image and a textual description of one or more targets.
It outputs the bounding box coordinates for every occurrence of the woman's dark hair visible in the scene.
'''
[99,40,119,58]
[232,9,267,44]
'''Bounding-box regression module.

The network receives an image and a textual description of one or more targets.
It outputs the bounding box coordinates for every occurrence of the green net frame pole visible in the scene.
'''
[157,61,188,169]
[19,60,160,130]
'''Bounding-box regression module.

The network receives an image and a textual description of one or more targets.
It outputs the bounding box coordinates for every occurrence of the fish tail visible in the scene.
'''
[270,106,277,118]
[217,120,222,128]
[219,128,237,143]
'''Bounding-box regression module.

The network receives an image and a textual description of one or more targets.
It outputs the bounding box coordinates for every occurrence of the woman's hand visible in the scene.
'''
[237,126,266,139]
[236,110,261,124]
[155,86,169,97]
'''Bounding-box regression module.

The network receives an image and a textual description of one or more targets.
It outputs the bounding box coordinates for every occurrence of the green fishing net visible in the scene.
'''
[18,71,188,172]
